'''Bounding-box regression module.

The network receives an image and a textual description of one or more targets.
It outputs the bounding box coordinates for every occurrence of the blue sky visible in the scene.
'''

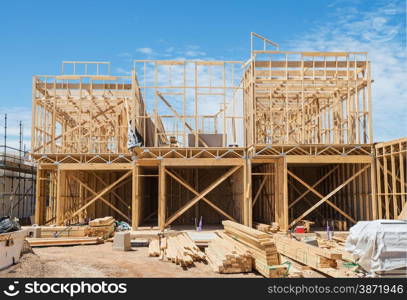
[0,0,405,148]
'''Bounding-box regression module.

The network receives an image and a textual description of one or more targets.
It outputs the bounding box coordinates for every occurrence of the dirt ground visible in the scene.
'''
[0,242,264,278]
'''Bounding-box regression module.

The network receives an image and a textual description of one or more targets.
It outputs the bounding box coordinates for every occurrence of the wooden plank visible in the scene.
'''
[286,156,372,164]
[27,237,102,247]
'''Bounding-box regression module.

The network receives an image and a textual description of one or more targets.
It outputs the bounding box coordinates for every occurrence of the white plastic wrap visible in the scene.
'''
[345,220,407,273]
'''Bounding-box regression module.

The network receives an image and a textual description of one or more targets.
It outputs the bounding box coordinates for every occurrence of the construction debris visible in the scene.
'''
[148,233,206,268]
[205,236,252,273]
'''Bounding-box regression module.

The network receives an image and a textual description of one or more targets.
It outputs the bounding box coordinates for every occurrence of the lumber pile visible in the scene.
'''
[148,233,206,267]
[27,237,103,247]
[87,217,115,239]
[221,221,287,278]
[205,236,252,273]
[273,234,358,277]
[317,238,355,262]
[273,234,341,268]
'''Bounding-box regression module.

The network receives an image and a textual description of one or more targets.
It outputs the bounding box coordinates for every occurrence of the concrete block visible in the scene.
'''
[113,231,131,251]
[26,227,42,238]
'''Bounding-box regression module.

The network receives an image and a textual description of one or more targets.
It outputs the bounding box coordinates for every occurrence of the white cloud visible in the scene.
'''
[185,50,207,57]
[136,47,154,55]
[115,67,131,75]
[286,0,406,142]
[117,52,131,57]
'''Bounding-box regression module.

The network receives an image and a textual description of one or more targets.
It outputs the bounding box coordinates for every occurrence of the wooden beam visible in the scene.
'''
[158,164,166,229]
[132,165,140,230]
[59,163,133,170]
[285,155,372,164]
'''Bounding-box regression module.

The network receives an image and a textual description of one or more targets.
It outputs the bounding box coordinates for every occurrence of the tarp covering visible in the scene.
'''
[345,220,407,274]
[128,121,143,149]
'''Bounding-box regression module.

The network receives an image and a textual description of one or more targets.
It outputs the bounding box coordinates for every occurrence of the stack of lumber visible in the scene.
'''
[317,238,355,262]
[148,233,206,267]
[87,217,115,239]
[27,237,103,247]
[273,234,358,277]
[88,216,115,227]
[221,221,287,278]
[255,222,280,233]
[205,236,252,273]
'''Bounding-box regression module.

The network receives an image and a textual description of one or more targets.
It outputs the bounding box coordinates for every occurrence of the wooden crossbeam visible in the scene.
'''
[68,174,131,223]
[288,165,339,209]
[288,180,324,218]
[64,170,132,223]
[165,169,237,222]
[252,176,267,207]
[288,164,370,227]
[164,165,241,227]
[91,172,130,211]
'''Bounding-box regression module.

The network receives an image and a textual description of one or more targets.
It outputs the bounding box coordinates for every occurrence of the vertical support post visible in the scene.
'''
[282,157,289,231]
[370,156,377,220]
[367,61,373,143]
[34,168,42,225]
[132,164,140,230]
[56,168,64,225]
[275,157,288,231]
[158,164,166,229]
[244,158,252,226]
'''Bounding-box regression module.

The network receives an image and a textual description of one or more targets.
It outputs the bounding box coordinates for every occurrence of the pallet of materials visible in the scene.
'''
[221,221,287,278]
[148,232,206,268]
[27,237,104,247]
[205,236,252,273]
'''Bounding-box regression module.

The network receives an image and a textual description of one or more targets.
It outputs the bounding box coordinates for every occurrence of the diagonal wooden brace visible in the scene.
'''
[165,169,237,222]
[64,170,132,224]
[288,164,370,227]
[164,165,241,227]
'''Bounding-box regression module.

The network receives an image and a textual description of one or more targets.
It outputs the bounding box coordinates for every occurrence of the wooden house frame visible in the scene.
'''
[31,35,406,231]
